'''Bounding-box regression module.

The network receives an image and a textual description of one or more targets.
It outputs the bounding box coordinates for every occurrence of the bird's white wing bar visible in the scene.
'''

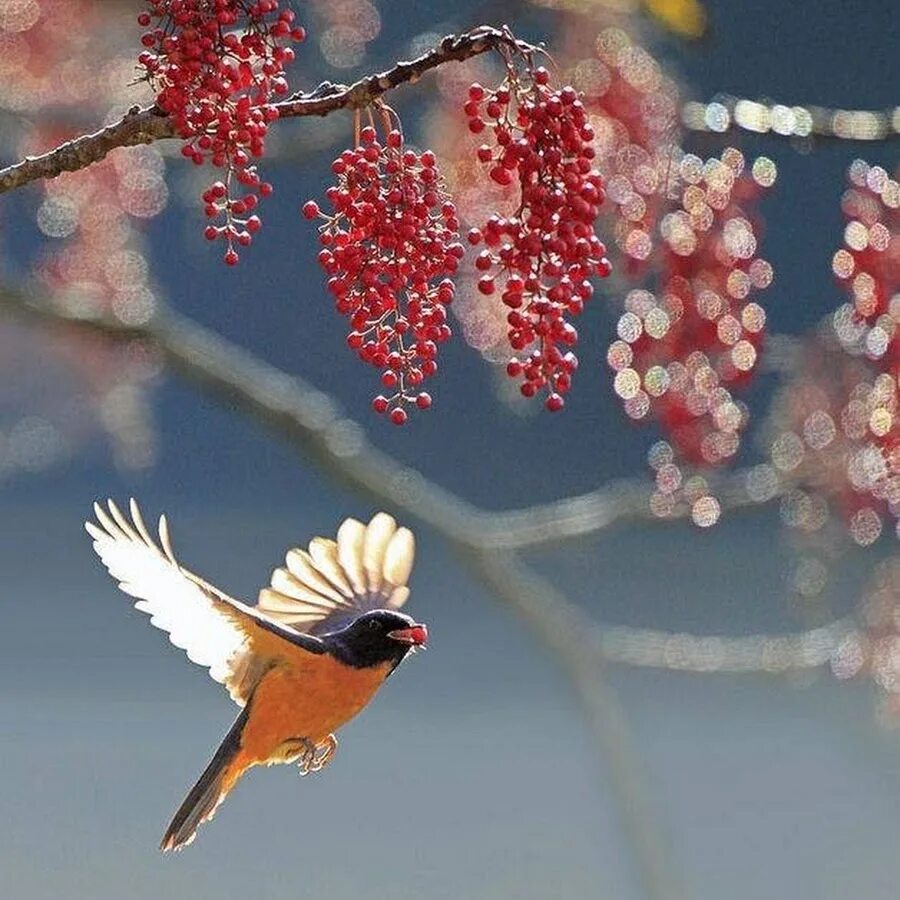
[86,499,323,705]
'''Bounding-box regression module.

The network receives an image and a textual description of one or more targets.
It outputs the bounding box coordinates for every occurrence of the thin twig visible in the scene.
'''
[0,26,530,195]
[596,617,855,673]
[682,96,900,142]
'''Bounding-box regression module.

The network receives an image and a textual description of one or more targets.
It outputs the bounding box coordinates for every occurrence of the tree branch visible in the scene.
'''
[0,285,796,546]
[596,617,855,673]
[469,549,687,900]
[2,282,853,898]
[0,25,528,196]
[683,96,900,142]
[0,285,845,677]
[5,21,897,197]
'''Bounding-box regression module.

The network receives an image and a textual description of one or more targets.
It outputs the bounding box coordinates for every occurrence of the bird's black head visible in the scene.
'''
[324,609,428,670]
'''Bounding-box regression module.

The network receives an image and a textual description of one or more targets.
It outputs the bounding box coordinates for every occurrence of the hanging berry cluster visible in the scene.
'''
[303,125,461,424]
[465,65,612,412]
[831,160,900,367]
[608,149,774,473]
[826,161,900,538]
[137,0,306,264]
[577,27,681,277]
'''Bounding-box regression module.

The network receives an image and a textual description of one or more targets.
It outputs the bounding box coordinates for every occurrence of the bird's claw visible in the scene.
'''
[297,734,338,776]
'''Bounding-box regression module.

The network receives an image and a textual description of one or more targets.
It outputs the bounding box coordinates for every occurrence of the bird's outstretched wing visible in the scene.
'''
[86,499,325,706]
[257,513,415,635]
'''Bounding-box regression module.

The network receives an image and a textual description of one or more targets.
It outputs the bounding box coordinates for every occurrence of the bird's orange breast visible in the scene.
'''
[237,653,394,766]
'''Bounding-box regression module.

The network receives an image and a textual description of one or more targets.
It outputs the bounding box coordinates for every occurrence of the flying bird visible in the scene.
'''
[86,499,427,852]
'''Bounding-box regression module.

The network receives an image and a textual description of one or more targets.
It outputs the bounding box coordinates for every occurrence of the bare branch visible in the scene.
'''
[596,617,855,673]
[0,106,175,194]
[0,286,842,672]
[1,286,796,549]
[0,25,528,196]
[481,466,790,548]
[682,96,900,142]
[1,281,854,896]
[470,549,687,900]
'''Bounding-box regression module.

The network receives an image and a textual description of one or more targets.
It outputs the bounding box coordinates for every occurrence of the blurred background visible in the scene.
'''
[1,0,899,897]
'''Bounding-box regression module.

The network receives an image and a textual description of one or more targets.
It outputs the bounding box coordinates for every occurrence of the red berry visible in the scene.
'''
[139,2,305,260]
[302,201,320,219]
[467,67,607,408]
[546,393,565,412]
[311,128,457,417]
[390,408,408,426]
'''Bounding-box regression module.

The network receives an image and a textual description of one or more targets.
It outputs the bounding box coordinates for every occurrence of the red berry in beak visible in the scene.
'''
[387,624,428,646]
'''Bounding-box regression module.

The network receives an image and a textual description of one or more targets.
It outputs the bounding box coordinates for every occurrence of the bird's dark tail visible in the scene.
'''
[160,706,250,852]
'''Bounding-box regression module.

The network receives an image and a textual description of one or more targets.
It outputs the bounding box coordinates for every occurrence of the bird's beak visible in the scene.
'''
[387,624,428,646]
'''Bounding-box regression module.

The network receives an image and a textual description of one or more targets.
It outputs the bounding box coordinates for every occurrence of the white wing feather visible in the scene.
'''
[256,512,417,632]
[86,499,298,705]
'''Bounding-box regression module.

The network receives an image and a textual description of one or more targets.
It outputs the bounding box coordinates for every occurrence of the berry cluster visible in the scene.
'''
[825,162,900,535]
[607,149,774,470]
[578,27,682,275]
[304,127,461,424]
[766,335,877,538]
[137,0,305,264]
[831,160,900,367]
[465,66,612,411]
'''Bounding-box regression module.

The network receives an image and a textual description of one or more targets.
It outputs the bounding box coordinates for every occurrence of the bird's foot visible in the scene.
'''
[296,734,338,776]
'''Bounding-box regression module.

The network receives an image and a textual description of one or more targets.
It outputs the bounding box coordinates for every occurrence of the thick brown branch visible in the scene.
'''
[0,26,527,196]
[6,20,896,197]
[0,106,175,194]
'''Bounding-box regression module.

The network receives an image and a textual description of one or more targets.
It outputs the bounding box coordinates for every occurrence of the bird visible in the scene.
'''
[85,498,427,852]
